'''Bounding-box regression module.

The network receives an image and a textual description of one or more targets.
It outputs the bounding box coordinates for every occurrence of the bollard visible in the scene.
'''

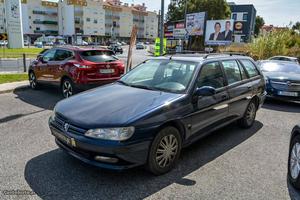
[23,53,26,72]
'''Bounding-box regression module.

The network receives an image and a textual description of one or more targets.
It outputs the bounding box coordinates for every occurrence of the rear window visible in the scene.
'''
[80,50,118,63]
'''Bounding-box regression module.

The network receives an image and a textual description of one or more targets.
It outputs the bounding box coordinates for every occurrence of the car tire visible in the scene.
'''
[61,78,75,98]
[29,71,39,90]
[288,134,300,189]
[238,100,257,129]
[147,126,182,175]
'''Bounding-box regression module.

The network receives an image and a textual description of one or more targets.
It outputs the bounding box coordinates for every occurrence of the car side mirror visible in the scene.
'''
[195,86,216,96]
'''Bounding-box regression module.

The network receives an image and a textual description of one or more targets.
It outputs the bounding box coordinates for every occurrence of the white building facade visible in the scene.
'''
[0,0,158,43]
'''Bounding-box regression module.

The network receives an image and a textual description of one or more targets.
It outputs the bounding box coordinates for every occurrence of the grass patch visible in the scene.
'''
[0,48,44,58]
[0,73,28,84]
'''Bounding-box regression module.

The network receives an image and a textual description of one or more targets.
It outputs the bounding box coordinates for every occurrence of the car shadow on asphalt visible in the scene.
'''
[13,86,64,110]
[24,121,263,200]
[262,98,300,113]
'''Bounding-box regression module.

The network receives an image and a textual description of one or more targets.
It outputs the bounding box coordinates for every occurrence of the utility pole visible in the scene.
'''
[184,0,188,50]
[159,0,164,56]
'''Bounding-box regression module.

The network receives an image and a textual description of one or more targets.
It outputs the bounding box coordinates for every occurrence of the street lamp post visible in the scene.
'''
[160,0,164,56]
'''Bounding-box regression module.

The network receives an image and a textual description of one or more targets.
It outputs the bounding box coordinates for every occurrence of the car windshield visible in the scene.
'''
[119,59,197,93]
[259,61,300,73]
[80,50,118,63]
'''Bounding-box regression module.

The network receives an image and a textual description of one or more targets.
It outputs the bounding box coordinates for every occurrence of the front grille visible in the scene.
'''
[270,80,300,91]
[52,113,87,135]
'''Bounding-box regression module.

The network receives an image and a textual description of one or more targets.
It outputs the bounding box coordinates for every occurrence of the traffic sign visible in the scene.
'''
[0,34,8,40]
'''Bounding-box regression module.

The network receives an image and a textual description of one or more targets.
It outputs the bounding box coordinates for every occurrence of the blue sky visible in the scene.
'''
[123,0,300,26]
[49,0,299,26]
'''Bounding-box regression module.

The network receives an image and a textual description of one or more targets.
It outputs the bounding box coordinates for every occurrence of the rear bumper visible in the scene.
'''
[49,124,151,170]
[258,91,267,109]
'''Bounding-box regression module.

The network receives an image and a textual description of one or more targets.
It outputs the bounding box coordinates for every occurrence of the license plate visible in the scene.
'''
[100,69,115,74]
[277,91,298,97]
[52,129,76,147]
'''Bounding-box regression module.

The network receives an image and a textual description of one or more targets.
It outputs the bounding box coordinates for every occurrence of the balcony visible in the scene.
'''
[33,20,58,25]
[33,10,57,16]
[34,30,58,35]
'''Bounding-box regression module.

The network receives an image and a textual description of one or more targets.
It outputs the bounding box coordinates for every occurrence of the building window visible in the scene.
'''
[36,27,40,30]
[243,14,248,21]
[94,19,97,24]
[86,18,90,22]
[29,16,31,19]
[232,13,237,20]
[29,26,32,29]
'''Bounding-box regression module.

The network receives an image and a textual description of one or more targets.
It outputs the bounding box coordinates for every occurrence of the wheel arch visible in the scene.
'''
[157,120,186,142]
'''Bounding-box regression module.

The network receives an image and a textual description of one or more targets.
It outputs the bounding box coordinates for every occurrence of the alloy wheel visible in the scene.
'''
[246,103,256,125]
[155,134,179,168]
[62,80,73,98]
[29,72,36,89]
[290,142,300,179]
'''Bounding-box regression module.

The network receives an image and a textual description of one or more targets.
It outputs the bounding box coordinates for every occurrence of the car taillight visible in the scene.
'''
[74,63,91,69]
[118,63,125,74]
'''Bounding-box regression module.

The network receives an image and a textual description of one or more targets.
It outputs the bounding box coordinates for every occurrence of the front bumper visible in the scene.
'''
[266,87,300,101]
[49,124,151,170]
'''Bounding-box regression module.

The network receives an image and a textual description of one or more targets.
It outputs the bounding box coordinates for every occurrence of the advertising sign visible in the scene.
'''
[186,12,206,36]
[234,21,247,34]
[5,0,24,48]
[205,20,234,46]
[173,22,187,39]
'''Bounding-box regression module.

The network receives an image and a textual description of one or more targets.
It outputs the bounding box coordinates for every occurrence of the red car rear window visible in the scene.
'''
[80,50,118,63]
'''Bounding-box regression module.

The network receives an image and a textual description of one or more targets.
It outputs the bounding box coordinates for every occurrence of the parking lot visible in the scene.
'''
[0,82,300,199]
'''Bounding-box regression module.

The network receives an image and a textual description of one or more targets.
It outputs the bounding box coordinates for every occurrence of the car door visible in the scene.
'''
[190,61,229,137]
[37,49,56,82]
[221,59,253,118]
[48,49,74,84]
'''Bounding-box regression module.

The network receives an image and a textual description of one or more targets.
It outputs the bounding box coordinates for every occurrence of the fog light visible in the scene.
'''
[94,156,118,163]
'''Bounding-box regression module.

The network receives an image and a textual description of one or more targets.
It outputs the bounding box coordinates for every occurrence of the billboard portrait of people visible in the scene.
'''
[205,20,234,46]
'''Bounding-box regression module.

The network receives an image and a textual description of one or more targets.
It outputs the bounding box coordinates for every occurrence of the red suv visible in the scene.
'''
[28,47,125,98]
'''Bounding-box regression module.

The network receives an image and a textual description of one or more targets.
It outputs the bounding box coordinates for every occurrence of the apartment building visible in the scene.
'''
[58,0,105,43]
[0,0,158,43]
[22,0,59,41]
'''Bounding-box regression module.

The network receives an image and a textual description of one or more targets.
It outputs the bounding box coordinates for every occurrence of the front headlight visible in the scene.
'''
[49,107,56,122]
[85,127,135,141]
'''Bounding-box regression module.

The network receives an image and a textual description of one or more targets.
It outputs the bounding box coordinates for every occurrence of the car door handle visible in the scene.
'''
[221,95,228,100]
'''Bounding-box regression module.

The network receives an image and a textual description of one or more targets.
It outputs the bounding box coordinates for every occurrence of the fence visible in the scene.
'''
[0,54,38,73]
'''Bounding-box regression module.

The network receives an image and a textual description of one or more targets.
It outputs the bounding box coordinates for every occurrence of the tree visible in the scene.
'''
[166,0,231,22]
[292,22,300,31]
[254,16,265,36]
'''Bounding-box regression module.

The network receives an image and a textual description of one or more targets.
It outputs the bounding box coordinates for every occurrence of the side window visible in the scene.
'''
[238,61,248,80]
[43,49,56,62]
[54,50,73,61]
[240,60,259,78]
[221,60,242,84]
[197,62,225,89]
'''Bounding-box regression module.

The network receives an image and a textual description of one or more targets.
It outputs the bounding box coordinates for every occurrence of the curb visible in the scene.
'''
[0,85,30,94]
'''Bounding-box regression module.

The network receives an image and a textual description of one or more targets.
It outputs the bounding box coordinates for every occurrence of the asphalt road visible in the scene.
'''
[1,49,300,199]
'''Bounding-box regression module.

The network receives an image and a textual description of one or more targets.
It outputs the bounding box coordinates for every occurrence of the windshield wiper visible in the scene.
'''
[116,80,130,86]
[130,84,156,91]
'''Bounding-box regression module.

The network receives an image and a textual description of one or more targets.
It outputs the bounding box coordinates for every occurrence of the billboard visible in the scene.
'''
[186,12,206,36]
[205,20,234,46]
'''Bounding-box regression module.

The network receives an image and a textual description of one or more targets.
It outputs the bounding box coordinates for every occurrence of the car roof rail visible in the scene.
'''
[203,52,247,59]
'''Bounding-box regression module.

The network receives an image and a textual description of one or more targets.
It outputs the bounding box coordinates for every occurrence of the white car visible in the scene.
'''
[269,56,299,64]
[0,40,8,46]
